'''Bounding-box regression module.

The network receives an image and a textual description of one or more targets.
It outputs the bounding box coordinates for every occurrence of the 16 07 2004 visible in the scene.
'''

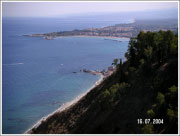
[137,119,163,125]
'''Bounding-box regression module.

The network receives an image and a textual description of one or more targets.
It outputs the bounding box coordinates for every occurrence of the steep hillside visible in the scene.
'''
[30,30,178,134]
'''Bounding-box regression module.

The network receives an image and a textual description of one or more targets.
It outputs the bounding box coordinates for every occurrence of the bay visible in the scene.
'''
[2,17,130,134]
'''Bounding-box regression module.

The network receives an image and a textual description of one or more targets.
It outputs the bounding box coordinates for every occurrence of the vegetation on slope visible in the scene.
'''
[31,30,178,134]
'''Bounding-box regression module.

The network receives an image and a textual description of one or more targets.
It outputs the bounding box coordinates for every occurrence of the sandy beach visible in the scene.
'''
[54,35,129,41]
[25,74,104,134]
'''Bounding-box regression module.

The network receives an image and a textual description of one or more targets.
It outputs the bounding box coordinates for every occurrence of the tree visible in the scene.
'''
[125,37,137,67]
[112,58,119,67]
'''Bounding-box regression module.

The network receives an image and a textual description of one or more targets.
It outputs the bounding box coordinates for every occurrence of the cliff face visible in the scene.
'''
[30,30,178,134]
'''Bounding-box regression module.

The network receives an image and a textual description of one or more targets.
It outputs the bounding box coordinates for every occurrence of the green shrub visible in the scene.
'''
[156,92,165,105]
[142,123,154,134]
[147,109,155,118]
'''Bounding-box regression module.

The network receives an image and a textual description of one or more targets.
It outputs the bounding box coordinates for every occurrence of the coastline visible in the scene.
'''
[25,74,104,134]
[54,35,129,41]
[27,34,129,41]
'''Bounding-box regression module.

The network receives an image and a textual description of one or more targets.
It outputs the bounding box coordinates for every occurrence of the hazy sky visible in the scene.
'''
[2,2,178,17]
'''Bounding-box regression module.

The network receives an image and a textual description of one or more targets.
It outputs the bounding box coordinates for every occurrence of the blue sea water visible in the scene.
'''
[2,17,130,134]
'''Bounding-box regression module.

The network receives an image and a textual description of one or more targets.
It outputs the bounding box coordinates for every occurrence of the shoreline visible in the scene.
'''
[54,35,129,40]
[26,34,129,41]
[25,74,104,134]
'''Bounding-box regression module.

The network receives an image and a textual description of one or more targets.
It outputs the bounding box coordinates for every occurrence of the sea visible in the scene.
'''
[2,17,132,134]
